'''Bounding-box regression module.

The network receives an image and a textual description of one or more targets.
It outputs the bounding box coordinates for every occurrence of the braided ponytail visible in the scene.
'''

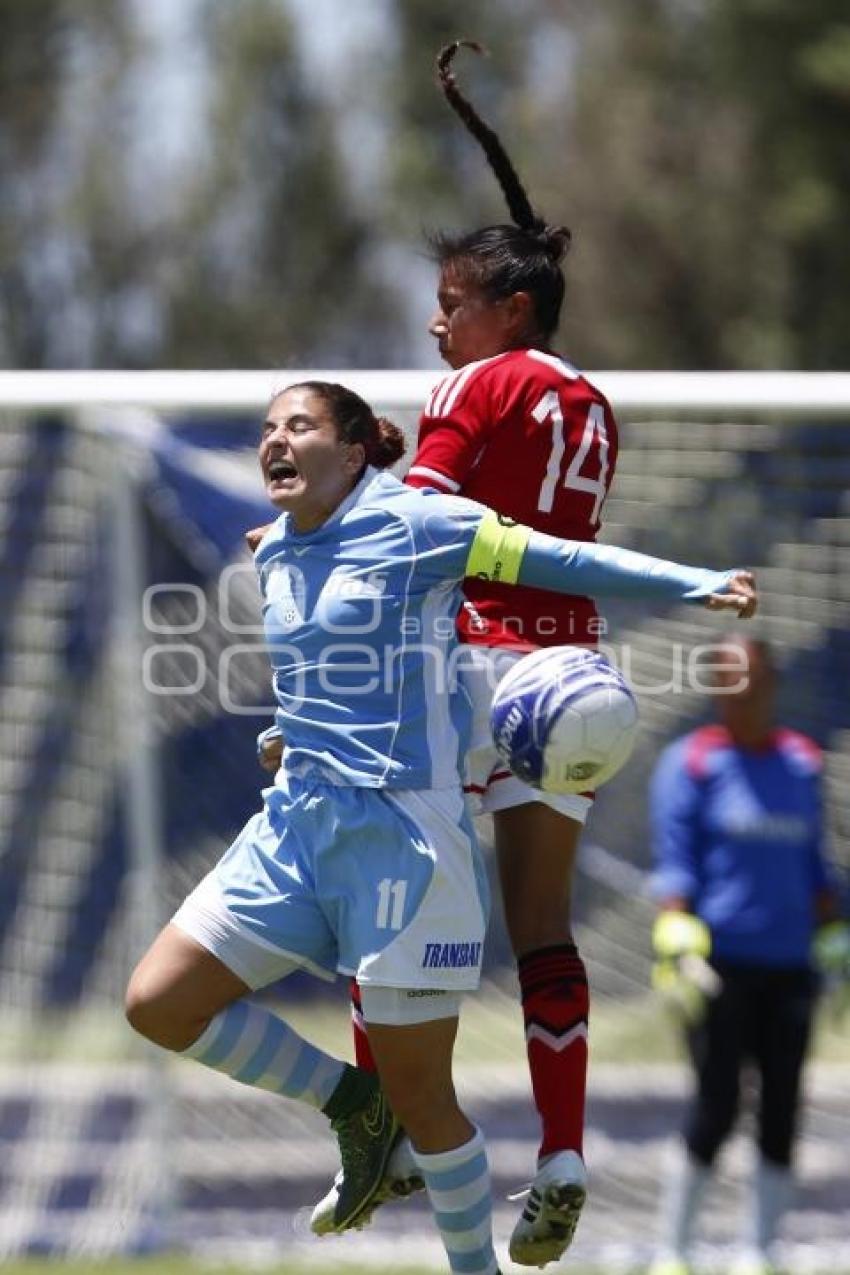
[431,41,571,340]
[436,41,571,264]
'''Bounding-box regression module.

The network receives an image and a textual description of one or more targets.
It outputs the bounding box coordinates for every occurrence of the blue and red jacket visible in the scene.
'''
[650,725,834,967]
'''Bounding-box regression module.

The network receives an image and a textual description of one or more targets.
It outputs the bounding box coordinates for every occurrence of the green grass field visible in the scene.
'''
[0,986,845,1275]
[0,1265,432,1275]
[0,1265,624,1275]
[0,1265,438,1275]
[2,1261,848,1275]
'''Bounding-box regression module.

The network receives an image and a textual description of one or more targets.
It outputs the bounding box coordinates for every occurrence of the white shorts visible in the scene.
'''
[172,773,489,997]
[358,985,461,1026]
[461,646,593,823]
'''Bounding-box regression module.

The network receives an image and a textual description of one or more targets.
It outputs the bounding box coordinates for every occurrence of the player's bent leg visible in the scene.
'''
[368,1006,499,1275]
[494,802,583,957]
[494,806,589,1163]
[125,922,251,1050]
[311,987,457,1236]
[129,912,398,1232]
[494,802,591,1265]
[311,783,488,1237]
[312,984,461,1234]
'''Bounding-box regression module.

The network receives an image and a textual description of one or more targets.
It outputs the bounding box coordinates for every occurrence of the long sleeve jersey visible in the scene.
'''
[650,725,833,965]
[255,468,738,790]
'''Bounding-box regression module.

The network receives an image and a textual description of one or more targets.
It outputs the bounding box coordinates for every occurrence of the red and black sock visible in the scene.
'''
[518,942,589,1161]
[349,977,377,1072]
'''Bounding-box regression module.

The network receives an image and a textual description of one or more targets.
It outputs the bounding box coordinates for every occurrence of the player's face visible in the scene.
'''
[712,639,775,727]
[259,387,365,531]
[429,267,520,369]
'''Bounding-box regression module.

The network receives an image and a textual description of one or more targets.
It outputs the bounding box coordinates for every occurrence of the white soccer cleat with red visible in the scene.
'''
[508,1149,587,1267]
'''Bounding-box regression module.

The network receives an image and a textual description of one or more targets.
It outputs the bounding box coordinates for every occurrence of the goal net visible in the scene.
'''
[0,371,847,1266]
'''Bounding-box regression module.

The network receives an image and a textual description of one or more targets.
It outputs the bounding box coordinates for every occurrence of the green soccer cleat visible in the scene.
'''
[311,1131,424,1236]
[327,1085,402,1232]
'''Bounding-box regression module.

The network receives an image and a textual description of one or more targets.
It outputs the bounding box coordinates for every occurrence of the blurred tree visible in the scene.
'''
[3,1,847,370]
[531,0,850,369]
[163,0,405,368]
[0,0,406,369]
[0,0,145,366]
[710,0,850,369]
[382,1,540,237]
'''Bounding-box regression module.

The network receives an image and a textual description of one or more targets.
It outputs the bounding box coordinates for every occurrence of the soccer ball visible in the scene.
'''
[490,647,639,795]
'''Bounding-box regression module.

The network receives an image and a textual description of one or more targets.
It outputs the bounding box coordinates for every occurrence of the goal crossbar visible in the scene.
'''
[1,369,849,416]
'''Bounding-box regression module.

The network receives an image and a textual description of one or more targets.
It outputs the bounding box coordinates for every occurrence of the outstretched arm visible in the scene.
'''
[462,511,757,615]
[521,533,756,615]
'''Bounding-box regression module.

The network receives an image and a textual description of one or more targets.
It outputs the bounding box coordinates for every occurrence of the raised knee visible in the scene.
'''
[125,971,159,1040]
[124,969,186,1049]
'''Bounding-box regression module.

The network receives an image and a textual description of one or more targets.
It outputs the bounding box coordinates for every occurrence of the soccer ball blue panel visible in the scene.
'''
[490,647,639,794]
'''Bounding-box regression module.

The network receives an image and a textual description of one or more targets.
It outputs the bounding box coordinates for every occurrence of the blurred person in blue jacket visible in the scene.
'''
[647,636,849,1275]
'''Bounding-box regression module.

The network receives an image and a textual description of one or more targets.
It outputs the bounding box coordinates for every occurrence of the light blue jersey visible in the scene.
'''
[255,469,477,789]
[177,467,741,993]
[254,467,738,789]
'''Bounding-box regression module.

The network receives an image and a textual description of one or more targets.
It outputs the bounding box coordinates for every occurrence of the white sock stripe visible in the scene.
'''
[211,1002,270,1075]
[429,1177,491,1217]
[413,1127,485,1174]
[415,1129,496,1275]
[181,1000,251,1064]
[180,1015,222,1062]
[443,1216,498,1253]
[182,1001,344,1112]
[249,1028,304,1090]
[250,1032,341,1109]
[305,1054,348,1110]
[249,1036,342,1110]
[526,1021,589,1052]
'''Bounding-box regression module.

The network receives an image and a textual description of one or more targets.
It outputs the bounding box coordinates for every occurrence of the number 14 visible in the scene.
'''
[534,391,610,520]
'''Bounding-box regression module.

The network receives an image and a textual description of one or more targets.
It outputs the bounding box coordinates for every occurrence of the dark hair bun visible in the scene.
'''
[368,417,407,469]
[539,224,572,263]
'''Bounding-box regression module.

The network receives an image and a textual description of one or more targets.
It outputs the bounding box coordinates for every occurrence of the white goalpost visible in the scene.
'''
[0,370,847,1265]
[0,368,849,413]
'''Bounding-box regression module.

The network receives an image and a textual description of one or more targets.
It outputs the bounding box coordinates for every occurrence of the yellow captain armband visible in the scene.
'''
[464,511,532,585]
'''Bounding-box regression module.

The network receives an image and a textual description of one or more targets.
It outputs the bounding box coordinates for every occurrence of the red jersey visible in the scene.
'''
[405,348,619,650]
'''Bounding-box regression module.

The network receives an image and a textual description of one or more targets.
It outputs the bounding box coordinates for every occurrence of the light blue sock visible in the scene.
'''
[182,999,345,1111]
[413,1127,499,1275]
